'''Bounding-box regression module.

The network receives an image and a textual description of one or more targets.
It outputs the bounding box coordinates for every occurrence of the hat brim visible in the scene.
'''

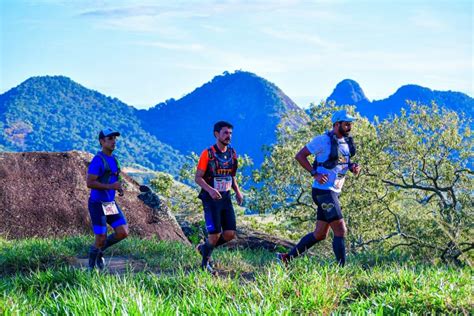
[100,131,121,138]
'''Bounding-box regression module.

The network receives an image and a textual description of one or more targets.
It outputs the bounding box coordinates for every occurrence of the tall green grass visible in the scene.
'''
[1,237,472,315]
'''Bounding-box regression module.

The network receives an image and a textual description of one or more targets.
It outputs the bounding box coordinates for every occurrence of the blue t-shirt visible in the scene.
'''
[88,152,119,202]
[306,132,351,193]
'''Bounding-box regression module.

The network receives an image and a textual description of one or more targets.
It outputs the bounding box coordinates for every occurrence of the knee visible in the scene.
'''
[334,226,347,238]
[313,231,327,241]
[207,233,220,245]
[116,228,129,240]
[223,231,236,241]
[95,235,106,248]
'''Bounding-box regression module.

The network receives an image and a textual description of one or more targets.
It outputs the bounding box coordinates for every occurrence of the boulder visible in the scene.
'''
[0,151,189,244]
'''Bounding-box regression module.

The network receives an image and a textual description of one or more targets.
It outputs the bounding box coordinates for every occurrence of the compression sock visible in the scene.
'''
[215,234,228,248]
[88,245,100,269]
[200,240,215,268]
[332,236,346,266]
[288,232,319,258]
[101,233,120,252]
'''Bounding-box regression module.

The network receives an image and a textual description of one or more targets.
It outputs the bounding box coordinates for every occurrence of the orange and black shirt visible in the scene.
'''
[197,144,238,189]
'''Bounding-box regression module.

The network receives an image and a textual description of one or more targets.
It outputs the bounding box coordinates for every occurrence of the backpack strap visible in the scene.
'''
[345,136,356,157]
[96,152,120,184]
[312,131,356,170]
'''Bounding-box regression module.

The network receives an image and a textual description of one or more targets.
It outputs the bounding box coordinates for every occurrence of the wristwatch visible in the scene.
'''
[310,169,318,176]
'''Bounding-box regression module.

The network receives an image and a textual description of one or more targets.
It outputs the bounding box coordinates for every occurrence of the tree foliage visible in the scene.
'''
[0,76,185,174]
[249,101,473,264]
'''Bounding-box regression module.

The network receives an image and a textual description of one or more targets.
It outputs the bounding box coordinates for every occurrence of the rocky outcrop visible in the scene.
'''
[0,151,189,244]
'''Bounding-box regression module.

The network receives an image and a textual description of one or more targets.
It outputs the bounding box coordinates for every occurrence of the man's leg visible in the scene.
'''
[278,188,333,264]
[216,199,237,247]
[199,233,220,270]
[215,230,236,247]
[199,199,222,271]
[96,207,128,269]
[88,200,107,270]
[287,221,329,259]
[329,219,347,266]
[101,224,129,252]
[102,206,129,252]
[89,234,106,269]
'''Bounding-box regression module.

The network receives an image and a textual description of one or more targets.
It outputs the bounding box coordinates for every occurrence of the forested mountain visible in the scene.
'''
[327,80,473,120]
[138,71,306,165]
[0,76,185,174]
[2,73,471,174]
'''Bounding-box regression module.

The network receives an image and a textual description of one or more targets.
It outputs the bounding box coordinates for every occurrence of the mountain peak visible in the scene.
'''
[140,70,305,166]
[327,79,369,105]
[20,75,76,87]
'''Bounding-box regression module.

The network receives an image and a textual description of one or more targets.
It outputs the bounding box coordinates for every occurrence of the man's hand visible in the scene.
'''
[109,181,122,191]
[235,191,244,206]
[350,163,361,176]
[208,188,222,200]
[314,173,329,184]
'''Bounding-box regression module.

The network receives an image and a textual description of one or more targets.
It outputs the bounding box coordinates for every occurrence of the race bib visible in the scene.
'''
[335,174,346,190]
[213,176,232,192]
[102,201,119,216]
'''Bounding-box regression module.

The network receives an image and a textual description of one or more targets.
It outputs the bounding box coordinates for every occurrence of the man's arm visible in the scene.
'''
[231,177,243,206]
[295,146,313,173]
[195,169,222,200]
[295,146,328,184]
[86,174,121,190]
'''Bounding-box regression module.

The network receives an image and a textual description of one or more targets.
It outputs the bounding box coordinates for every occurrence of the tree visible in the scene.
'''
[249,101,473,264]
[369,103,473,263]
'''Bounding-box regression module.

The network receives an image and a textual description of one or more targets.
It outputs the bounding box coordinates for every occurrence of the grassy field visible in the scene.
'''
[1,236,472,315]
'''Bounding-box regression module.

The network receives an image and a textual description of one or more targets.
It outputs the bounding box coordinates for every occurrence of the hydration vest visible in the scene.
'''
[312,131,356,170]
[96,151,121,184]
[204,145,237,185]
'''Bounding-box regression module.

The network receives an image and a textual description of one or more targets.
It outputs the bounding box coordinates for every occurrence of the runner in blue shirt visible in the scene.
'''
[86,128,129,270]
[277,110,361,266]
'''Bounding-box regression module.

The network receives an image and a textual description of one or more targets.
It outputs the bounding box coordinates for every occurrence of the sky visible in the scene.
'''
[1,0,472,109]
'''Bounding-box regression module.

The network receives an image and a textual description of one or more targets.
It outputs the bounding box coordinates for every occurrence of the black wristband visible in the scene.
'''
[310,169,318,176]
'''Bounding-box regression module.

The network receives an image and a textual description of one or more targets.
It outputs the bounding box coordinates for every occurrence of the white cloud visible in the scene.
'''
[136,40,205,52]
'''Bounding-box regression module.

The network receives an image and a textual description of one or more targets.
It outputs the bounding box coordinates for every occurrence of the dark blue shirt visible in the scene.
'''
[88,152,119,202]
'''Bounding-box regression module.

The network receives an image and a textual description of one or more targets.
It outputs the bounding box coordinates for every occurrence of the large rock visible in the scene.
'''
[0,151,189,243]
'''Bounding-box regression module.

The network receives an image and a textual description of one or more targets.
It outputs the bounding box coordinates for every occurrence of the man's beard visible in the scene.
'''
[339,125,350,137]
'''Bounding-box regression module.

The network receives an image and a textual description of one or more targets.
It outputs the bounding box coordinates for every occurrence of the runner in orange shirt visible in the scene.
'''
[195,121,244,273]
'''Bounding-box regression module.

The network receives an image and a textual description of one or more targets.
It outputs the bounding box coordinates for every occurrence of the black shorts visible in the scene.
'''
[312,188,343,223]
[199,191,236,234]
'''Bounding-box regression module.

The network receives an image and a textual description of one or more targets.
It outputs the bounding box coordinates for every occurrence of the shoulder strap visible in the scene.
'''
[208,145,216,160]
[96,152,110,184]
[345,136,356,157]
[206,146,217,177]
[312,131,339,170]
[97,152,120,184]
[230,146,237,160]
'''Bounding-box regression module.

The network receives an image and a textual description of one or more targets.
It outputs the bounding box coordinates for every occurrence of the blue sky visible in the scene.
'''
[1,0,472,109]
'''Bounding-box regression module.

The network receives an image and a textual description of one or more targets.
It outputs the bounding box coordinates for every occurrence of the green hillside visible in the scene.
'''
[0,76,185,174]
[138,71,306,166]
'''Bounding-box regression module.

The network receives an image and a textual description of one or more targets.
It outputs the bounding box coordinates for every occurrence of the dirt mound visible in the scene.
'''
[0,151,189,243]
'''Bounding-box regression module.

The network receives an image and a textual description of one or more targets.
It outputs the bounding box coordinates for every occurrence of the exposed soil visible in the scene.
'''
[0,151,189,244]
